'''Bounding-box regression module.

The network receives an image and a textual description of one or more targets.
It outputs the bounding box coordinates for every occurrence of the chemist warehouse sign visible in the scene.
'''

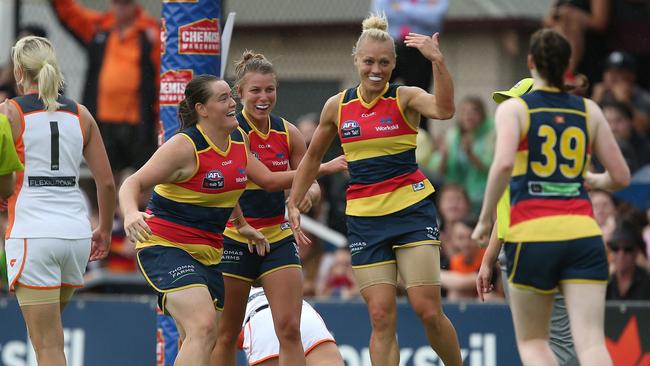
[178,18,220,55]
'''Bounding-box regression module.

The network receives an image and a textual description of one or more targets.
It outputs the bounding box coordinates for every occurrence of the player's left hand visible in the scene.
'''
[405,32,444,64]
[90,227,111,261]
[239,224,270,256]
[287,201,312,246]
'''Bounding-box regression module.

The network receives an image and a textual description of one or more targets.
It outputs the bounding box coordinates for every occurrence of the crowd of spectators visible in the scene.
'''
[0,0,649,302]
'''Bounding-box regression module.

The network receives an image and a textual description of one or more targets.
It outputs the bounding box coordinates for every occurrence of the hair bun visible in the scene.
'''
[362,14,389,32]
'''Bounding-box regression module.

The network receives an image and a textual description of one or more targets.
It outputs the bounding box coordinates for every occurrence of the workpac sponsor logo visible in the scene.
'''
[0,328,85,366]
[160,69,193,106]
[203,170,225,189]
[272,151,289,167]
[178,18,220,55]
[341,120,361,138]
[338,332,497,366]
[235,166,248,184]
[375,116,399,132]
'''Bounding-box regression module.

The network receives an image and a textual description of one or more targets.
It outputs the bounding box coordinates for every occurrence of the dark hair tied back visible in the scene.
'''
[177,74,220,131]
[529,29,571,90]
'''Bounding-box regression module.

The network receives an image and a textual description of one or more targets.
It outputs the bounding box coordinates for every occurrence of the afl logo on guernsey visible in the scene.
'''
[203,170,225,189]
[341,120,361,138]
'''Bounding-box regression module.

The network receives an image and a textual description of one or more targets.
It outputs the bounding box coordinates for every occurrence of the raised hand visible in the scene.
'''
[404,32,444,64]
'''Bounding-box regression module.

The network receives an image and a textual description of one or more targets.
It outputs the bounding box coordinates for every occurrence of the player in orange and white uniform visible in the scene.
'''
[287,13,462,366]
[472,29,630,366]
[239,287,343,366]
[2,36,115,366]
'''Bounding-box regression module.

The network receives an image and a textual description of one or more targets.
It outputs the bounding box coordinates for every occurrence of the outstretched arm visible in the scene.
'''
[51,0,103,44]
[401,32,455,121]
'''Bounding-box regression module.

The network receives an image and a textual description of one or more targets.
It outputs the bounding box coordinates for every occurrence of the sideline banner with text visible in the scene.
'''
[1,298,649,365]
[160,0,221,141]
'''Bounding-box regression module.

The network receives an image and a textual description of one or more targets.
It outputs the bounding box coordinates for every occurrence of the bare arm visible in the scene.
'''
[472,99,523,243]
[0,174,15,199]
[476,221,502,301]
[400,32,455,122]
[587,0,609,31]
[585,99,631,191]
[119,134,196,242]
[80,104,116,260]
[287,122,324,212]
[287,95,341,244]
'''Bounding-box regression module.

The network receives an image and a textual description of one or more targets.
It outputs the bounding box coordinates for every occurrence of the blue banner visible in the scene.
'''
[313,301,518,366]
[0,297,156,366]
[160,0,221,141]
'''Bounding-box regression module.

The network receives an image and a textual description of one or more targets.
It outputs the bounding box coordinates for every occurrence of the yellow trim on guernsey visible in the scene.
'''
[345,179,434,217]
[135,236,223,266]
[343,134,417,162]
[507,215,601,242]
[223,224,293,244]
[154,184,243,207]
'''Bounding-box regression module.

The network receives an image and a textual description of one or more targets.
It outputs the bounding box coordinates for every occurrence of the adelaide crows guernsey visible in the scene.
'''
[224,111,293,243]
[6,94,91,239]
[339,83,434,216]
[137,125,248,265]
[507,88,601,242]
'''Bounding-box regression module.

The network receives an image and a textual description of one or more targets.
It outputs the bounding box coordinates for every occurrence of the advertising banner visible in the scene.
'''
[159,0,221,141]
[0,297,156,366]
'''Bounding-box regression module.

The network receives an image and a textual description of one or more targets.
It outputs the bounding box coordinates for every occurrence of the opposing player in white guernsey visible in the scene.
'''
[2,36,115,366]
[240,287,343,366]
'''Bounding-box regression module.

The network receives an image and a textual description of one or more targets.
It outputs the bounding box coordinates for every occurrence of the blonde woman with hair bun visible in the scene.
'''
[212,49,346,366]
[288,13,462,366]
[2,36,115,366]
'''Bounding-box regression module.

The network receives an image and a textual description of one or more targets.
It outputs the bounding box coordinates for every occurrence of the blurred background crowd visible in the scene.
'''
[0,0,649,302]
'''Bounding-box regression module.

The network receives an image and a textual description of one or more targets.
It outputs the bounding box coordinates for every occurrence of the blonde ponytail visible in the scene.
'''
[12,36,64,111]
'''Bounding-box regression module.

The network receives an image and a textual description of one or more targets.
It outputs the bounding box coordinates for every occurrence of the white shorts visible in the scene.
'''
[5,238,91,290]
[243,303,336,365]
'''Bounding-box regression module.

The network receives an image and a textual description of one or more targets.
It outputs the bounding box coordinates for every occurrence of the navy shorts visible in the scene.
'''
[218,235,301,281]
[137,246,225,313]
[504,235,608,293]
[347,197,441,268]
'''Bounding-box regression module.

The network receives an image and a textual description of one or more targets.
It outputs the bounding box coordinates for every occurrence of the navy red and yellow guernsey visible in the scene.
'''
[339,83,434,216]
[136,124,249,265]
[507,87,601,242]
[224,111,293,243]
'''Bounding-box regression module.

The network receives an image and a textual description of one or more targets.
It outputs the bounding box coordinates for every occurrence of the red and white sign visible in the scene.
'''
[160,69,193,106]
[178,18,220,55]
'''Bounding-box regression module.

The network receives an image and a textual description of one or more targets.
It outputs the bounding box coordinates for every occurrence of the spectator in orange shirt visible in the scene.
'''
[51,0,160,178]
[442,217,501,300]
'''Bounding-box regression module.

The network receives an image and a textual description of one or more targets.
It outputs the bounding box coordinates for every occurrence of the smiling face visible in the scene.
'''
[354,38,396,95]
[237,71,277,124]
[196,80,238,131]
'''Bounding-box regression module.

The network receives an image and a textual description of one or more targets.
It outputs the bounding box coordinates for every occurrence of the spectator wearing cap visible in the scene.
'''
[606,220,650,300]
[592,51,650,138]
